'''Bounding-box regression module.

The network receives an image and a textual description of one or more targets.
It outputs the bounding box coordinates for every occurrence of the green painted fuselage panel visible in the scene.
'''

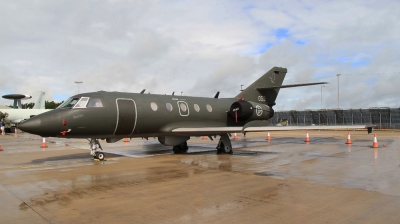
[30,91,261,138]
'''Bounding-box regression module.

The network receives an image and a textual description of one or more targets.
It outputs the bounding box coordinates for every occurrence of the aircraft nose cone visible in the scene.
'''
[19,117,42,134]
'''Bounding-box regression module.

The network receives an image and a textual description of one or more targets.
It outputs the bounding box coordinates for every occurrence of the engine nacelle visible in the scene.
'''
[229,100,273,122]
[158,136,190,146]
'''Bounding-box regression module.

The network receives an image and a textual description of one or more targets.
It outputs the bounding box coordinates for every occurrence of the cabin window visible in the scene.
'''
[74,97,90,108]
[179,102,187,112]
[194,104,200,112]
[151,102,158,111]
[206,104,212,112]
[87,98,104,108]
[166,103,173,111]
[57,97,80,109]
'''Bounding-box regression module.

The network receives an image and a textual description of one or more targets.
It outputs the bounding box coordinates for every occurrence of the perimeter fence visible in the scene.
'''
[271,107,400,130]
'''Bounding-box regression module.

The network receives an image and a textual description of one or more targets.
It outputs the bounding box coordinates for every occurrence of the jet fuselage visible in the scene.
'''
[21,91,271,139]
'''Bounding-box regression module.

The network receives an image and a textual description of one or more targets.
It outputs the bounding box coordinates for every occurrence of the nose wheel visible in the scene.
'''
[89,139,105,161]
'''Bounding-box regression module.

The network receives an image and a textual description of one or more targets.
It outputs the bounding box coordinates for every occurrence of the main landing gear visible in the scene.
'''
[216,133,233,154]
[89,139,105,161]
[173,141,189,154]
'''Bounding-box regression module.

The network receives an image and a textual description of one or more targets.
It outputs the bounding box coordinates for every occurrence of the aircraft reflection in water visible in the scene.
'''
[19,67,366,160]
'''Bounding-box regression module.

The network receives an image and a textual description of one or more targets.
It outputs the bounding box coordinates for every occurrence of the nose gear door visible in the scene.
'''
[114,99,137,135]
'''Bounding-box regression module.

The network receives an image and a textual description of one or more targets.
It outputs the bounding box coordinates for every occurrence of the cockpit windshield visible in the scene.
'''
[57,97,80,109]
[57,97,104,109]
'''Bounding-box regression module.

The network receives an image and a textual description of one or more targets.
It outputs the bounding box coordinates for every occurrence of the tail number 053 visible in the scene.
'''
[258,96,266,102]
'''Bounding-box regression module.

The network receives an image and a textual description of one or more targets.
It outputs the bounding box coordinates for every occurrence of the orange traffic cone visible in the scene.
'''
[305,131,310,143]
[0,143,3,151]
[266,132,271,141]
[345,132,352,144]
[233,133,238,140]
[14,128,17,135]
[123,138,130,142]
[41,138,48,148]
[202,136,207,140]
[372,134,379,148]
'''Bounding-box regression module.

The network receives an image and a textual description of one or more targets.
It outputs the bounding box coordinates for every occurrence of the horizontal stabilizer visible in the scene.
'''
[256,82,328,90]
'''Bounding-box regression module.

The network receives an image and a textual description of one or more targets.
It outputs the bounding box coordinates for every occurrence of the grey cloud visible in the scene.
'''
[1,0,400,111]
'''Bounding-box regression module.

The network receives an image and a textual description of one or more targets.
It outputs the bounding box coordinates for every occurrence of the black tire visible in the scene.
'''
[173,143,188,154]
[95,152,105,161]
[9,127,15,133]
[216,142,224,154]
[224,145,233,154]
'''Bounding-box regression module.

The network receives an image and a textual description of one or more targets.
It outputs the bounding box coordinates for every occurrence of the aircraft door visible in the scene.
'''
[114,99,137,135]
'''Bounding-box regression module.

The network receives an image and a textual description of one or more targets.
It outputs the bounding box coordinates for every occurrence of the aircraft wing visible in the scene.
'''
[172,125,366,135]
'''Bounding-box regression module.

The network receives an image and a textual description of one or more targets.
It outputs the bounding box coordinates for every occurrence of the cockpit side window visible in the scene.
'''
[73,97,90,108]
[57,97,80,109]
[87,98,104,108]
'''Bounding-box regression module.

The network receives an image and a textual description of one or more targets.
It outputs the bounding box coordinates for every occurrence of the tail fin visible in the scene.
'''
[33,92,45,109]
[235,67,287,106]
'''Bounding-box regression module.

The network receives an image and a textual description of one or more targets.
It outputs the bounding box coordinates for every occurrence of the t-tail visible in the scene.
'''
[235,67,287,107]
[230,67,327,122]
[235,67,327,107]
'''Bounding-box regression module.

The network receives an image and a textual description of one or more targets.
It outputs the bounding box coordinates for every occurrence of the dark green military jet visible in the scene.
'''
[19,67,365,160]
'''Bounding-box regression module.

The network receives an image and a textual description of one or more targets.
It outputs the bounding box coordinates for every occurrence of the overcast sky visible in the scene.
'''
[1,0,399,110]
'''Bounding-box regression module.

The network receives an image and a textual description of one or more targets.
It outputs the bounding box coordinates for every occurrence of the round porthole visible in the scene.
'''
[194,104,200,112]
[206,104,212,112]
[166,103,173,111]
[151,102,158,111]
[180,102,187,112]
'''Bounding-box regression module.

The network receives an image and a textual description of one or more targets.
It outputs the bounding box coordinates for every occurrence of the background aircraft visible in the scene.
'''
[0,92,51,132]
[19,67,365,160]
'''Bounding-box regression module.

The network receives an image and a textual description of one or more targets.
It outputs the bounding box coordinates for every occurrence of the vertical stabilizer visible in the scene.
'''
[235,67,287,106]
[33,92,45,109]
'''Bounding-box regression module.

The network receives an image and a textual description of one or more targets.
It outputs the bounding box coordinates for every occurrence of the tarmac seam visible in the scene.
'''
[0,184,52,224]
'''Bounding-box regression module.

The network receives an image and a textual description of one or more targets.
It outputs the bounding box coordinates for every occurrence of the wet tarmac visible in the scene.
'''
[1,130,400,223]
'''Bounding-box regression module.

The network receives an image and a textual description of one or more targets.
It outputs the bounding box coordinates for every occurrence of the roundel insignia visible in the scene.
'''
[256,105,263,116]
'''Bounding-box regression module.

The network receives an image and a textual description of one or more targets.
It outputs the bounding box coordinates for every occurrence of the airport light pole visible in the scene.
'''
[336,74,341,109]
[75,81,83,94]
[320,85,325,109]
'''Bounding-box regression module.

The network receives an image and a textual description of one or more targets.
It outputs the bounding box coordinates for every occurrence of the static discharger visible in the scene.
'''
[305,131,310,143]
[345,132,352,144]
[372,134,379,148]
[40,138,48,148]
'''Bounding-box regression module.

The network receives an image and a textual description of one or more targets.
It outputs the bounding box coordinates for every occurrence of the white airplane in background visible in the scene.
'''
[0,92,51,131]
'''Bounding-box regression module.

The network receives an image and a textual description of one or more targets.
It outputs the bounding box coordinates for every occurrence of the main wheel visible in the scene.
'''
[95,152,105,161]
[216,142,224,154]
[224,145,233,154]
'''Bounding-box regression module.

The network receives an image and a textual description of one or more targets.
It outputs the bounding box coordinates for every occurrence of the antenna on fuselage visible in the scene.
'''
[140,89,146,94]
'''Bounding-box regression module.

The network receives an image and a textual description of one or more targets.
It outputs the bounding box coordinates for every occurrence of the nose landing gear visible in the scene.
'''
[89,139,105,161]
